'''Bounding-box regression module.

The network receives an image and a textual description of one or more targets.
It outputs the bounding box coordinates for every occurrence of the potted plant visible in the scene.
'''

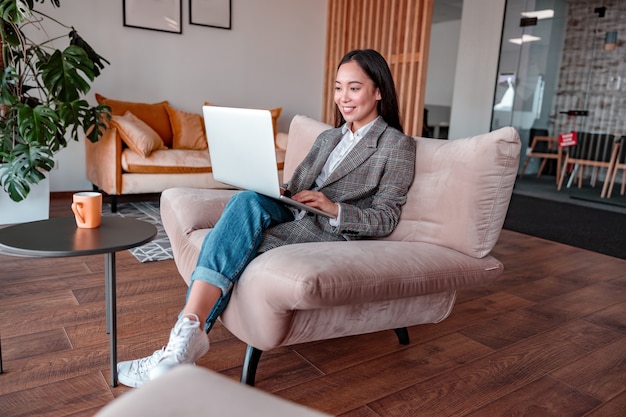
[0,0,110,215]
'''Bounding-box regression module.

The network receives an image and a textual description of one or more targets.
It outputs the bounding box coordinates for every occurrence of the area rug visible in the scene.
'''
[568,185,626,209]
[103,201,173,262]
[504,194,626,260]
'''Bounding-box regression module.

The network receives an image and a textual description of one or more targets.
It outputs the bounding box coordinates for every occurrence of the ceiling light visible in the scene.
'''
[508,34,542,45]
[521,9,554,20]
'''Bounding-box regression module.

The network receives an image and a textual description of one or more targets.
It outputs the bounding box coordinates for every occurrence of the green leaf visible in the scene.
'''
[16,103,59,146]
[39,46,95,102]
[57,99,86,139]
[0,18,21,47]
[1,169,32,202]
[0,66,20,104]
[69,30,110,77]
[0,141,53,202]
[84,103,111,143]
[0,0,29,24]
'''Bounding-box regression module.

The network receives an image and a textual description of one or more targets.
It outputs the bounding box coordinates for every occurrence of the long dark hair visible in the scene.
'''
[334,49,404,133]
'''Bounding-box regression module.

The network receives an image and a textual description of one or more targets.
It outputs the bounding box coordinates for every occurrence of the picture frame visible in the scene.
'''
[123,0,183,34]
[190,0,231,30]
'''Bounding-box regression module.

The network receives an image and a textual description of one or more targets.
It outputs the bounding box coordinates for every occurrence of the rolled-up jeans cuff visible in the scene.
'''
[190,266,233,295]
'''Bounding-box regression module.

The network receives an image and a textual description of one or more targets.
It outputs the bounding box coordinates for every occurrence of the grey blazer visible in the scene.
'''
[259,118,416,253]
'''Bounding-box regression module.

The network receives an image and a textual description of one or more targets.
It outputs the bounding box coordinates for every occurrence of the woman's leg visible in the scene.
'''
[117,191,293,387]
[182,281,221,329]
[186,190,294,331]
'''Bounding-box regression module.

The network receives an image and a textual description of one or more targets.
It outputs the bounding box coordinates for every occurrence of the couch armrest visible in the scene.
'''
[161,187,239,283]
[275,131,288,150]
[161,187,238,234]
[84,126,123,194]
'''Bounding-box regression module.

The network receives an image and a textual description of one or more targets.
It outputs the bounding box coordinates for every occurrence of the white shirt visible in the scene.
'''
[315,117,378,187]
[292,117,379,225]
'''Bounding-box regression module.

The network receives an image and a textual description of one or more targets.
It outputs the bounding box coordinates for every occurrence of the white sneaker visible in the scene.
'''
[117,314,210,387]
[117,348,166,387]
[149,314,210,380]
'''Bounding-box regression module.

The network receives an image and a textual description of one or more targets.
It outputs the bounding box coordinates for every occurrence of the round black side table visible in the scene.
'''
[0,216,157,387]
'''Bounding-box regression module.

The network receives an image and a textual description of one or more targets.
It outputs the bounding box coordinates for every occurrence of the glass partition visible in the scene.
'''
[491,0,568,173]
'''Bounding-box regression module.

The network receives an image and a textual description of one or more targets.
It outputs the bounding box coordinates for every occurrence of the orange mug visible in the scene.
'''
[71,192,102,228]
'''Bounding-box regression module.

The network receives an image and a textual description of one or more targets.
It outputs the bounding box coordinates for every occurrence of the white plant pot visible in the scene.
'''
[0,170,50,225]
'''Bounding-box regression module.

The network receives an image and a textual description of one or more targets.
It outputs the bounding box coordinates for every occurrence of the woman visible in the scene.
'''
[117,49,416,387]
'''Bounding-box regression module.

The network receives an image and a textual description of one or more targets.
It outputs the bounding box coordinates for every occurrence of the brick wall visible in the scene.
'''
[554,0,626,136]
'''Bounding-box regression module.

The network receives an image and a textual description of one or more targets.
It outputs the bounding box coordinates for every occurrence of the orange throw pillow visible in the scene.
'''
[110,111,167,157]
[165,105,208,150]
[96,93,173,146]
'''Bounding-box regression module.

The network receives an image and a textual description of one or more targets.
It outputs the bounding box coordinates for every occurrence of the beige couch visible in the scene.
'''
[161,115,521,385]
[85,94,285,211]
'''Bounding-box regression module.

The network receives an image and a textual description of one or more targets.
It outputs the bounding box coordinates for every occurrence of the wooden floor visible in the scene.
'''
[0,194,625,416]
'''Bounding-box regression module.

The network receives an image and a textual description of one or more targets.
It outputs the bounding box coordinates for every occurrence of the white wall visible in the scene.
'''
[424,20,461,107]
[44,0,506,190]
[40,0,328,192]
[424,0,506,139]
[449,0,505,139]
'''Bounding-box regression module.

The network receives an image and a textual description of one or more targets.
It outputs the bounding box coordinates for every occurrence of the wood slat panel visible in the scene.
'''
[323,0,433,136]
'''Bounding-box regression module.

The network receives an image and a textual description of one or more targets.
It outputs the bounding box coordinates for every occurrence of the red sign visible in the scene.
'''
[559,131,578,147]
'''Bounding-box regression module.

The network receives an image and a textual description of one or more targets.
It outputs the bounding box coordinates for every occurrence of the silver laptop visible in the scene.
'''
[202,106,335,219]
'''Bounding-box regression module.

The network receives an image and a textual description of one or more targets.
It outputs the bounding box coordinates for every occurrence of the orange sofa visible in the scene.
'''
[85,94,285,211]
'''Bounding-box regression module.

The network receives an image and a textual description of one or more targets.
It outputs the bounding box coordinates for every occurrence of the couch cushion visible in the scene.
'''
[110,111,167,157]
[283,115,332,181]
[282,117,519,258]
[384,127,520,258]
[165,105,208,150]
[96,93,173,146]
[122,149,213,174]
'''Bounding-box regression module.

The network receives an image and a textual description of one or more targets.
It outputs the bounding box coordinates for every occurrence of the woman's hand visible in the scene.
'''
[292,190,339,218]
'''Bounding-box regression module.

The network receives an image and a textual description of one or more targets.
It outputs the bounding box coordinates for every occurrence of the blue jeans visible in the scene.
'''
[188,191,294,332]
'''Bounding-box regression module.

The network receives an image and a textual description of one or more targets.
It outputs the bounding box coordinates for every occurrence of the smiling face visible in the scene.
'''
[334,61,381,132]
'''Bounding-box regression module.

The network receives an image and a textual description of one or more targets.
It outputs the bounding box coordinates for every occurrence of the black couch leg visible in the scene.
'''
[240,345,263,386]
[110,195,118,213]
[394,327,410,345]
[241,331,405,386]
